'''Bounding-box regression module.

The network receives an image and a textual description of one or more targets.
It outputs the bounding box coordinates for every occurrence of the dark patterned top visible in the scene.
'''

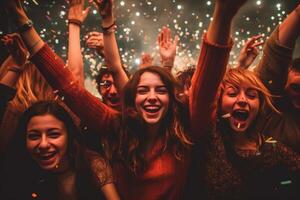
[202,128,300,200]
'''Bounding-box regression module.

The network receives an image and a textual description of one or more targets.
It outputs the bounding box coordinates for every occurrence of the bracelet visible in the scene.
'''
[68,19,82,27]
[103,26,117,35]
[18,20,33,33]
[101,21,116,31]
[8,66,23,74]
[28,39,42,51]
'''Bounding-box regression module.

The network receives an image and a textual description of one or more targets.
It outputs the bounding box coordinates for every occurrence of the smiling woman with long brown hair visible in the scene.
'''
[2,0,250,199]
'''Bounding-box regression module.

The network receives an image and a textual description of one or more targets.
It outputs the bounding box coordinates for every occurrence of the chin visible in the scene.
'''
[229,119,249,133]
[144,118,161,125]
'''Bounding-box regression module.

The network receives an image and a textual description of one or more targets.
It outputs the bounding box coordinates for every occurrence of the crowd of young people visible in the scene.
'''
[0,0,299,199]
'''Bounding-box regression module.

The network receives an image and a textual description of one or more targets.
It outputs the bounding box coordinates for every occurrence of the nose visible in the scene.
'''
[237,93,248,107]
[38,135,50,150]
[147,90,158,104]
[109,84,118,96]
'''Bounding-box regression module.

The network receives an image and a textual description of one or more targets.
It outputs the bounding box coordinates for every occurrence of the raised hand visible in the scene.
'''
[1,33,28,67]
[92,0,113,20]
[237,35,264,69]
[3,0,28,26]
[157,26,179,68]
[68,0,91,23]
[139,53,153,69]
[85,31,105,56]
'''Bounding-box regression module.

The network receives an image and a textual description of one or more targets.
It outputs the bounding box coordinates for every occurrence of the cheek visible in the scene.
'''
[251,99,260,116]
[26,138,36,152]
[101,88,109,96]
[221,96,234,113]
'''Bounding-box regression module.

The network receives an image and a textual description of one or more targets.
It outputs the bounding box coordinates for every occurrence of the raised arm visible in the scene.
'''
[3,0,117,133]
[236,35,263,69]
[256,4,300,95]
[67,0,90,86]
[85,31,105,57]
[189,0,247,140]
[0,33,28,87]
[157,26,179,71]
[93,0,128,91]
[139,53,153,69]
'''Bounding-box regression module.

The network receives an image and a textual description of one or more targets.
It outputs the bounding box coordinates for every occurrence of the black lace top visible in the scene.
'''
[202,128,300,200]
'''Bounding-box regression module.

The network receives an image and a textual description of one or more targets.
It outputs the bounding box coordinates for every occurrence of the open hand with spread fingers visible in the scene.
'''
[1,33,28,67]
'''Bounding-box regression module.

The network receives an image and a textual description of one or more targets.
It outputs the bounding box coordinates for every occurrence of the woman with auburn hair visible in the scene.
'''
[192,44,300,200]
[2,0,246,199]
[1,101,120,200]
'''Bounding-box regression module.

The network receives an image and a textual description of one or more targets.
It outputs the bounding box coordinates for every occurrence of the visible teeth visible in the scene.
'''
[222,113,231,118]
[237,123,241,129]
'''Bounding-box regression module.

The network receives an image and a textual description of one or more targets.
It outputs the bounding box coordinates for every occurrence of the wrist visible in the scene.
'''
[68,19,82,27]
[14,11,29,27]
[101,15,114,27]
[101,21,116,35]
[161,59,174,68]
[8,66,23,74]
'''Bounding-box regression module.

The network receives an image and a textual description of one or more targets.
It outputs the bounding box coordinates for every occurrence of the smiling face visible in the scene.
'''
[98,73,121,110]
[26,114,69,172]
[286,69,300,109]
[135,72,170,125]
[221,81,260,133]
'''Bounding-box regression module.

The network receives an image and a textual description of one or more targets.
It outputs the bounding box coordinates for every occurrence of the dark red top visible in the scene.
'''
[30,34,232,200]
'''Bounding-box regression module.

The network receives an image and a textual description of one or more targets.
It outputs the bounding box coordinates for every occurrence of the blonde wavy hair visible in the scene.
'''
[9,62,54,113]
[220,68,279,115]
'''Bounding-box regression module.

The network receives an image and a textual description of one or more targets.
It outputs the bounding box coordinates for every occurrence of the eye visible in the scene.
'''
[225,87,238,97]
[100,80,112,89]
[246,90,258,99]
[226,89,237,97]
[156,87,168,94]
[48,131,61,139]
[27,132,40,140]
[137,87,149,95]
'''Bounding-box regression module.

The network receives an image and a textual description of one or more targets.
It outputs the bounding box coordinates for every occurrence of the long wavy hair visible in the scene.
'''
[9,62,54,113]
[2,101,103,199]
[217,68,279,140]
[119,66,192,174]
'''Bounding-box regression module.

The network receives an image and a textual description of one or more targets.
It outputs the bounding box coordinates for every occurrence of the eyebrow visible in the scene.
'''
[137,85,166,88]
[27,128,61,132]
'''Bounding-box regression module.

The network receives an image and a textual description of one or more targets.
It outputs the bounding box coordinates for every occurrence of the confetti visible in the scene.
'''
[18,0,291,95]
[31,193,38,198]
[280,180,292,185]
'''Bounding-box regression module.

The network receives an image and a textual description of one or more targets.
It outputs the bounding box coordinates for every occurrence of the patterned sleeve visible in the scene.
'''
[30,44,118,134]
[274,142,300,171]
[85,149,115,188]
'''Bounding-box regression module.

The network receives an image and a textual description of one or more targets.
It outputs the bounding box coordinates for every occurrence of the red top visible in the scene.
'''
[30,34,232,200]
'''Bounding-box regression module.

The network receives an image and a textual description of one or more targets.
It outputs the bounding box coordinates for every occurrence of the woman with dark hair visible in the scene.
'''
[1,101,120,200]
[1,0,243,199]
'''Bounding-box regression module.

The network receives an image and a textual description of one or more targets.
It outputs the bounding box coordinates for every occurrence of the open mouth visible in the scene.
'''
[143,105,161,113]
[39,152,56,161]
[232,110,249,122]
[108,97,120,105]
